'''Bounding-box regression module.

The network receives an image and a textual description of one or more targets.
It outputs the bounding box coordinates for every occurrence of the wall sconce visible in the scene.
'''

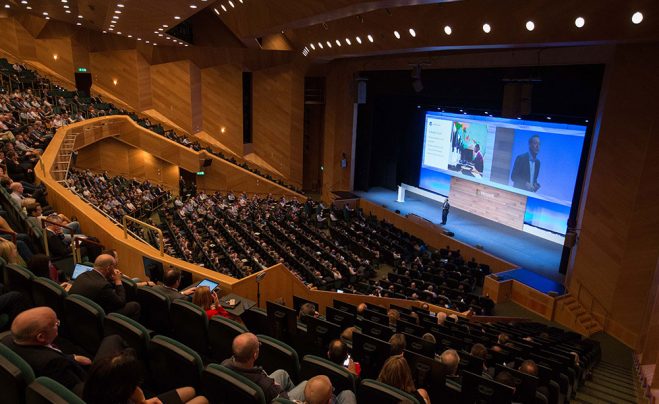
[220,127,226,133]
[112,78,118,85]
[52,54,58,60]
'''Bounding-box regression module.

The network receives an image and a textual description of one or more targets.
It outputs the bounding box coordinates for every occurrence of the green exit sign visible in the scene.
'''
[77,67,88,73]
[196,171,205,176]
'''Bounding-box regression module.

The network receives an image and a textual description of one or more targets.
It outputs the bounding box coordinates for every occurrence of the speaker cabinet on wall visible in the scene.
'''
[356,79,367,104]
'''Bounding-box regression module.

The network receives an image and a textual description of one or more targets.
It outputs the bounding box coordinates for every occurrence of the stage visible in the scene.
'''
[355,187,565,284]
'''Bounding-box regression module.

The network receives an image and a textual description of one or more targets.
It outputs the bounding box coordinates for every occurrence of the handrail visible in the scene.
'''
[571,280,610,328]
[72,235,104,264]
[122,215,164,256]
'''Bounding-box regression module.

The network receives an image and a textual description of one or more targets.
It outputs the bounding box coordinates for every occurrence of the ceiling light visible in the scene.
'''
[127,34,132,38]
[213,8,219,15]
[444,25,452,35]
[345,38,351,45]
[631,11,643,24]
[20,0,26,3]
[45,16,49,19]
[158,28,163,31]
[228,1,235,8]
[42,11,48,15]
[112,16,119,19]
[117,3,124,7]
[77,14,83,18]
[63,5,69,8]
[335,39,341,46]
[408,28,416,37]
[355,36,362,44]
[175,16,181,19]
[221,5,226,12]
[482,23,491,33]
[65,10,70,13]
[318,42,323,49]
[108,27,113,30]
[574,17,585,28]
[394,30,400,39]
[326,41,332,48]
[526,20,535,31]
[137,37,141,40]
[190,4,197,8]
[367,34,373,43]
[26,5,31,9]
[114,10,121,14]
[4,4,9,7]
[117,31,122,35]
[163,24,169,28]
[310,43,315,50]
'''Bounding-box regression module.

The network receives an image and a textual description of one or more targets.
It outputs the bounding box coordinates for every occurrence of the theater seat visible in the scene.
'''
[208,316,247,363]
[136,286,171,334]
[169,300,209,356]
[31,278,67,317]
[300,355,356,394]
[0,342,35,404]
[4,264,34,305]
[25,376,85,404]
[357,379,421,404]
[104,313,150,360]
[62,294,105,356]
[201,364,266,404]
[257,334,300,383]
[148,335,203,392]
[121,276,138,302]
[242,307,269,335]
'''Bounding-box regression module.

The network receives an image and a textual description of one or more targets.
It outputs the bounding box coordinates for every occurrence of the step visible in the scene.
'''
[600,361,634,373]
[593,370,633,384]
[595,365,634,378]
[573,393,617,404]
[578,385,636,403]
[585,379,637,396]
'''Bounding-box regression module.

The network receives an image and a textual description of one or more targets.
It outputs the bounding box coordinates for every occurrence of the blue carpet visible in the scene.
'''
[497,269,565,295]
[356,187,565,284]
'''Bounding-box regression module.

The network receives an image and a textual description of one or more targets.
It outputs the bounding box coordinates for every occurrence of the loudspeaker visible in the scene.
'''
[74,72,92,96]
[202,158,213,167]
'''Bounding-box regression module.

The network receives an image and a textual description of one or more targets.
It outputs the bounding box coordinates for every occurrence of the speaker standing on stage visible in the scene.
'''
[441,198,450,225]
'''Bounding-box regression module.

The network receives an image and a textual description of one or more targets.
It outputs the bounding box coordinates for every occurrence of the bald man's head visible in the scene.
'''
[232,332,259,365]
[436,311,447,325]
[439,349,461,376]
[94,254,116,277]
[304,375,332,404]
[11,307,59,345]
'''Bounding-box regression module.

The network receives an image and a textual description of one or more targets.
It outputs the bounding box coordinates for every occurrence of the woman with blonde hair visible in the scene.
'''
[0,238,24,266]
[377,355,431,404]
[192,286,231,320]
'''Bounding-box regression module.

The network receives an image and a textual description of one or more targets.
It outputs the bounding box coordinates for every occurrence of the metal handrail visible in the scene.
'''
[72,235,104,264]
[122,215,164,256]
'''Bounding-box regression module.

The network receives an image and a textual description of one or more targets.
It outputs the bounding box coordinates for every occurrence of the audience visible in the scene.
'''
[377,355,431,404]
[69,254,141,320]
[327,339,360,377]
[152,267,195,301]
[389,333,407,356]
[192,286,231,320]
[221,332,306,402]
[82,349,207,404]
[439,349,461,380]
[300,375,357,404]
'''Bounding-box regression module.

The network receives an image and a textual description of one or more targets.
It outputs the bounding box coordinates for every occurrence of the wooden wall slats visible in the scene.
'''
[200,64,244,154]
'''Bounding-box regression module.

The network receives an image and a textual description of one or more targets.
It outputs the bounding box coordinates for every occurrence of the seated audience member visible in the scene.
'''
[340,326,355,342]
[83,349,207,404]
[152,268,195,301]
[2,307,125,391]
[0,283,29,323]
[377,355,431,404]
[192,286,230,320]
[518,359,549,399]
[0,238,23,265]
[27,253,72,291]
[327,339,360,377]
[0,214,35,262]
[299,302,320,322]
[222,332,306,402]
[300,375,357,404]
[494,371,517,396]
[470,343,493,378]
[436,311,447,325]
[387,309,400,328]
[439,349,461,380]
[389,333,407,356]
[421,333,436,345]
[69,254,141,320]
[356,303,368,316]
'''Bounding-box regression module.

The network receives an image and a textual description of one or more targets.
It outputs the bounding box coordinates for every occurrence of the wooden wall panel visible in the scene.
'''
[252,63,304,185]
[150,60,195,133]
[200,64,243,154]
[322,64,355,200]
[90,50,143,110]
[449,177,527,230]
[569,43,659,349]
[34,38,74,82]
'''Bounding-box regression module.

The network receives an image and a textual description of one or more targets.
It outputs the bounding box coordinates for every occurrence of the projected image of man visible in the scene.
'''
[511,135,541,192]
[472,144,484,173]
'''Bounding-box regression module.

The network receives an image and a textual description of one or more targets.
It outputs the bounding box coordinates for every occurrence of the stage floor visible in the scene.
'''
[356,187,565,284]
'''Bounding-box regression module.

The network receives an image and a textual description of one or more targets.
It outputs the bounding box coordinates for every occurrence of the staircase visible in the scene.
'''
[573,361,641,403]
[53,131,77,184]
[554,294,603,337]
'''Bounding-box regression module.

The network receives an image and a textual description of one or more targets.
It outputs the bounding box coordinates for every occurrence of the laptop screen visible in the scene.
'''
[72,263,93,280]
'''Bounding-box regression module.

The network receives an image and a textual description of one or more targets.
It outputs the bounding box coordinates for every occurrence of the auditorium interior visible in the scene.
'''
[0,0,657,403]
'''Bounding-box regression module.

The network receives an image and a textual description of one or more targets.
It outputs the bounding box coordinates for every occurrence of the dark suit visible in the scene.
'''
[473,151,484,173]
[1,336,86,390]
[69,270,140,320]
[511,152,540,191]
[46,229,70,259]
[151,285,188,302]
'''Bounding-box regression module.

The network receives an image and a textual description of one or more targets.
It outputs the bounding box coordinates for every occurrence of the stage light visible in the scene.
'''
[409,28,416,37]
[394,30,400,39]
[482,23,491,33]
[526,21,535,31]
[575,17,585,28]
[631,11,643,24]
[444,25,452,35]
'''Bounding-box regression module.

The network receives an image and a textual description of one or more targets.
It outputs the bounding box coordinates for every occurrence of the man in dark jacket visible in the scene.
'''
[69,254,140,320]
[221,332,306,402]
[2,307,124,391]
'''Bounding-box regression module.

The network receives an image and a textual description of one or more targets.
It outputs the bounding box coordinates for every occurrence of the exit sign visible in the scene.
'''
[77,67,88,73]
